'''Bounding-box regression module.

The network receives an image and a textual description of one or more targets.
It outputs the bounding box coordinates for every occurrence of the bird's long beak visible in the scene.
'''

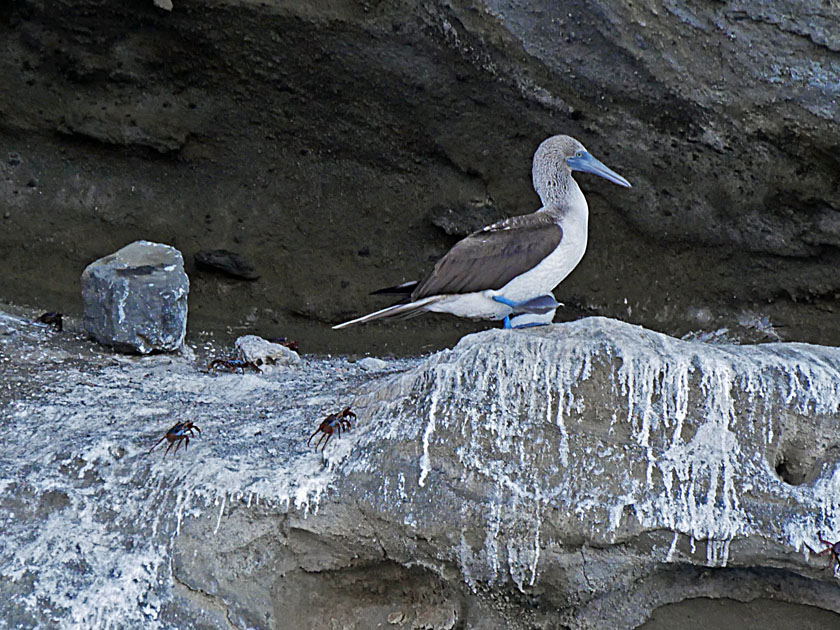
[567,151,631,188]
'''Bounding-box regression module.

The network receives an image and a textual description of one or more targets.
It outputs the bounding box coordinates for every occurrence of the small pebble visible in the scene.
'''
[357,357,387,371]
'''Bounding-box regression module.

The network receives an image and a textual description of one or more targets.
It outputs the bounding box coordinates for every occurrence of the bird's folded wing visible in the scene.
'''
[412,213,563,299]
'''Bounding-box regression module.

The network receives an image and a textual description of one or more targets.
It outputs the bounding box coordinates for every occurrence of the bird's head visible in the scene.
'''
[533,135,631,203]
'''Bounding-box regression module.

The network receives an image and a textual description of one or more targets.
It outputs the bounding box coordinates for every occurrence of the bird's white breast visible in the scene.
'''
[496,186,589,301]
[426,183,589,321]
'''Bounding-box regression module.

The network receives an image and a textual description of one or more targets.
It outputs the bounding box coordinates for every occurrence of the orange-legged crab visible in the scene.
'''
[148,421,201,457]
[806,532,840,572]
[307,407,355,451]
[207,357,261,373]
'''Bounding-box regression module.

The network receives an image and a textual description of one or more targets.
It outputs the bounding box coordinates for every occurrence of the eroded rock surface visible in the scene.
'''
[340,317,840,627]
[2,308,840,629]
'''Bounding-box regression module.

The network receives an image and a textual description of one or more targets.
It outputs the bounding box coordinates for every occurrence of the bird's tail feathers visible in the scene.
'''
[369,280,418,296]
[332,296,443,329]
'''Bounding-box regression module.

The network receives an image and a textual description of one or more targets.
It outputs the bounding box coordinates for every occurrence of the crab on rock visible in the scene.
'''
[307,407,355,451]
[207,357,261,373]
[148,421,201,457]
[806,532,840,572]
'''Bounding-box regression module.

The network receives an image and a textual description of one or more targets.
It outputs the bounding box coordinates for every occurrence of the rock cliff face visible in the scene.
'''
[3,310,840,629]
[341,318,840,627]
[1,0,839,354]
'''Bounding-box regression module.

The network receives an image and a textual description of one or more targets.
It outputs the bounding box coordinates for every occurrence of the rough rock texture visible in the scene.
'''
[81,240,189,353]
[194,249,260,281]
[2,307,840,629]
[357,356,389,371]
[344,317,840,628]
[1,0,839,355]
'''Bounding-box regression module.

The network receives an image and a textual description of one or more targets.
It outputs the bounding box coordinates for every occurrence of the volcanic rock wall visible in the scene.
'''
[1,0,838,354]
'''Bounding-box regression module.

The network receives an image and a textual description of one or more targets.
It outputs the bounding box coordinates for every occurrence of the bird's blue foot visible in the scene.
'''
[494,295,560,329]
[509,319,549,329]
[493,294,561,314]
[508,311,555,328]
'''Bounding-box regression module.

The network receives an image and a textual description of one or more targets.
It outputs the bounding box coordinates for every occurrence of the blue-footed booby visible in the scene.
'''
[333,135,631,330]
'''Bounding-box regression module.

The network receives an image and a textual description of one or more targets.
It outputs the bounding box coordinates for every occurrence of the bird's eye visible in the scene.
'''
[575,151,583,158]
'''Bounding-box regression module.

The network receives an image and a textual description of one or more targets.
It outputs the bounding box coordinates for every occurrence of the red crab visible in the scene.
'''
[268,337,299,353]
[307,407,355,451]
[148,421,201,457]
[805,532,840,572]
[207,357,260,372]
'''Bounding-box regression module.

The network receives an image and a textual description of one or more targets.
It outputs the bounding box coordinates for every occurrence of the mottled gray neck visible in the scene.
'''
[533,168,586,219]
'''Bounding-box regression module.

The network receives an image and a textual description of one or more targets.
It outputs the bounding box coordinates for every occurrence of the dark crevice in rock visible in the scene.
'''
[170,571,237,630]
[774,456,808,486]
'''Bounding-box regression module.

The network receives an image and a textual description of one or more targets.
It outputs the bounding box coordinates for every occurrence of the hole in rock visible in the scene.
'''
[774,456,808,486]
[768,413,839,487]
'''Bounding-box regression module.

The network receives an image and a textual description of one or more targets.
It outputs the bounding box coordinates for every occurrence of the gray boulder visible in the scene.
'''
[81,240,189,353]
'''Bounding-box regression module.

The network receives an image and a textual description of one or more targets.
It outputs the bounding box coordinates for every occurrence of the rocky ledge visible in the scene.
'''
[2,310,840,629]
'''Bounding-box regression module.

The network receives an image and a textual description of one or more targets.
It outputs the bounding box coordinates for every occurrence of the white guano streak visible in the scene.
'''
[418,368,443,487]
